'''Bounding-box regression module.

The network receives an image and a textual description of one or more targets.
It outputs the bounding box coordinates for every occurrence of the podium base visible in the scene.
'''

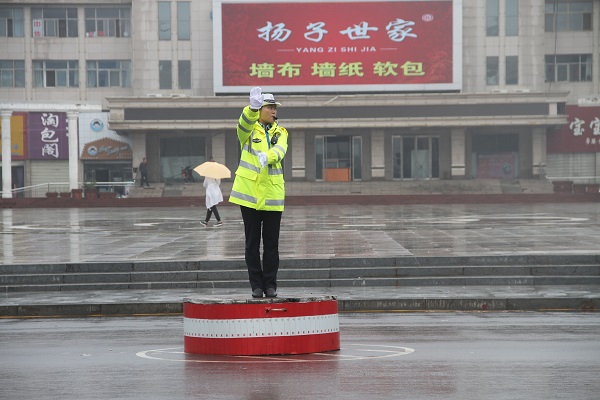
[183,296,340,355]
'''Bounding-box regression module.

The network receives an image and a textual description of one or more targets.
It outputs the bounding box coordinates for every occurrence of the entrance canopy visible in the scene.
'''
[106,92,569,133]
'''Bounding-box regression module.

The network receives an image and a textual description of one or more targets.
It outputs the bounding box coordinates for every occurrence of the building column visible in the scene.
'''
[211,132,226,163]
[450,128,466,178]
[1,110,13,198]
[531,127,546,178]
[291,130,305,179]
[131,133,147,180]
[370,129,385,179]
[67,111,79,190]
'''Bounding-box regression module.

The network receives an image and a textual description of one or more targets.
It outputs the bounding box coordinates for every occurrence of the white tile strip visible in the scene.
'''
[184,314,340,338]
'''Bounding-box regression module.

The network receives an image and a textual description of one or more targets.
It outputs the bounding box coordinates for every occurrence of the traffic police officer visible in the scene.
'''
[229,87,289,298]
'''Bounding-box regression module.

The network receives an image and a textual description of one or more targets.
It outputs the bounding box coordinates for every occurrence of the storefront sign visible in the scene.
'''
[81,138,132,160]
[28,112,69,160]
[79,112,133,160]
[0,112,27,160]
[214,0,461,93]
[547,106,600,153]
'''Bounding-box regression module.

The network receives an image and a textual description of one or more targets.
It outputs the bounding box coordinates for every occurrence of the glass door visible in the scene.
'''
[392,135,439,179]
[315,135,361,181]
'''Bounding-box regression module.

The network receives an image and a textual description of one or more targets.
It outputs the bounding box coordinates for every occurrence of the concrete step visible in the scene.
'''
[1,254,599,274]
[3,287,598,317]
[1,276,600,293]
[2,275,600,293]
[1,255,598,293]
[2,264,599,285]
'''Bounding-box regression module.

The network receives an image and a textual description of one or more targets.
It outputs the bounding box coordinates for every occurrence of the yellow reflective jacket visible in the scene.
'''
[229,106,288,211]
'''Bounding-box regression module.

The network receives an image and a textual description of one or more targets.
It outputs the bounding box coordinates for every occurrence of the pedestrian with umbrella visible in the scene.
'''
[194,159,230,227]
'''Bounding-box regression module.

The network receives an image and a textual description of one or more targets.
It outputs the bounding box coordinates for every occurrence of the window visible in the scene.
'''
[158,2,171,40]
[31,8,78,38]
[33,60,78,87]
[159,60,172,89]
[545,54,592,82]
[486,0,499,36]
[0,60,25,87]
[0,7,24,37]
[178,60,191,89]
[159,136,206,182]
[505,0,518,36]
[545,0,592,32]
[177,2,190,40]
[506,56,518,85]
[85,8,131,37]
[87,60,130,87]
[392,136,439,180]
[486,56,499,85]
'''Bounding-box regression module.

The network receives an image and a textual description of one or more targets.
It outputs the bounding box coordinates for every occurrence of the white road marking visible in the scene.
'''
[136,344,415,363]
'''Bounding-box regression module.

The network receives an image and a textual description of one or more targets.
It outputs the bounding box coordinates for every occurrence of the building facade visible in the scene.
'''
[1,0,599,197]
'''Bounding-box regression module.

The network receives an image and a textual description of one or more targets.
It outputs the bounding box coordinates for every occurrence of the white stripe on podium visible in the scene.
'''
[184,314,340,338]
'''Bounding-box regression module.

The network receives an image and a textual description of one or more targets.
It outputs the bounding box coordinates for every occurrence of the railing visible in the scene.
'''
[3,183,70,198]
[546,176,600,184]
[1,181,136,198]
[94,181,136,197]
[546,177,600,194]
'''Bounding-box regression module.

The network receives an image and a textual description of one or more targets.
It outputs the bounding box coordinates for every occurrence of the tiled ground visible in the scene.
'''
[1,203,599,265]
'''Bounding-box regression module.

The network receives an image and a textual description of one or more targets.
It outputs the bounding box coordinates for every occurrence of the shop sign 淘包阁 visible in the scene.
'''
[28,112,69,160]
[547,106,600,153]
[213,0,461,93]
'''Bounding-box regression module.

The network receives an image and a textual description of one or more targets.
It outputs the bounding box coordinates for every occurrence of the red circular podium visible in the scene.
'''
[183,296,340,355]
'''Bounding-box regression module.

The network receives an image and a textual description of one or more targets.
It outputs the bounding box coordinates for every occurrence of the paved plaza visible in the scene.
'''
[2,202,600,264]
[0,202,599,315]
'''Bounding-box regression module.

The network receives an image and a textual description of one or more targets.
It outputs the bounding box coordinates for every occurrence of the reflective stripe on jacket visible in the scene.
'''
[229,106,288,211]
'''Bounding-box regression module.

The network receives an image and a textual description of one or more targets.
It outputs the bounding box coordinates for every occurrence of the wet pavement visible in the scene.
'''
[1,313,599,400]
[2,203,600,264]
[1,203,599,315]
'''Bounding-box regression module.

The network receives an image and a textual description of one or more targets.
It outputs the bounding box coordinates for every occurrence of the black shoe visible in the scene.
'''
[200,220,207,226]
[252,288,264,298]
[265,288,277,298]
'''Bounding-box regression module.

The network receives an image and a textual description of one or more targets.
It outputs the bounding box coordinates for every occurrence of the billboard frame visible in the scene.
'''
[213,0,462,94]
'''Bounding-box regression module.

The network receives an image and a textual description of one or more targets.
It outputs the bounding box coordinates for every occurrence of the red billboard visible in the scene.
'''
[213,0,462,93]
[547,106,600,153]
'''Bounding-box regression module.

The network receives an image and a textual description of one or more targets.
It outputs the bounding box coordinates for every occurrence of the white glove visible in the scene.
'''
[249,87,263,109]
[258,152,268,167]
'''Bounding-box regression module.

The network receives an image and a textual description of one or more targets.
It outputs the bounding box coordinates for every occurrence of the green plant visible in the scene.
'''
[82,181,97,190]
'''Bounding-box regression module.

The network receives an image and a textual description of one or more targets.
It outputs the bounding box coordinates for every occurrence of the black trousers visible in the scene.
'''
[140,172,149,187]
[240,206,282,291]
[205,206,221,222]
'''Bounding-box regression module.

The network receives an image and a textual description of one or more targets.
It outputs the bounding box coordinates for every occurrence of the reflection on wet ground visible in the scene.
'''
[1,203,599,264]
